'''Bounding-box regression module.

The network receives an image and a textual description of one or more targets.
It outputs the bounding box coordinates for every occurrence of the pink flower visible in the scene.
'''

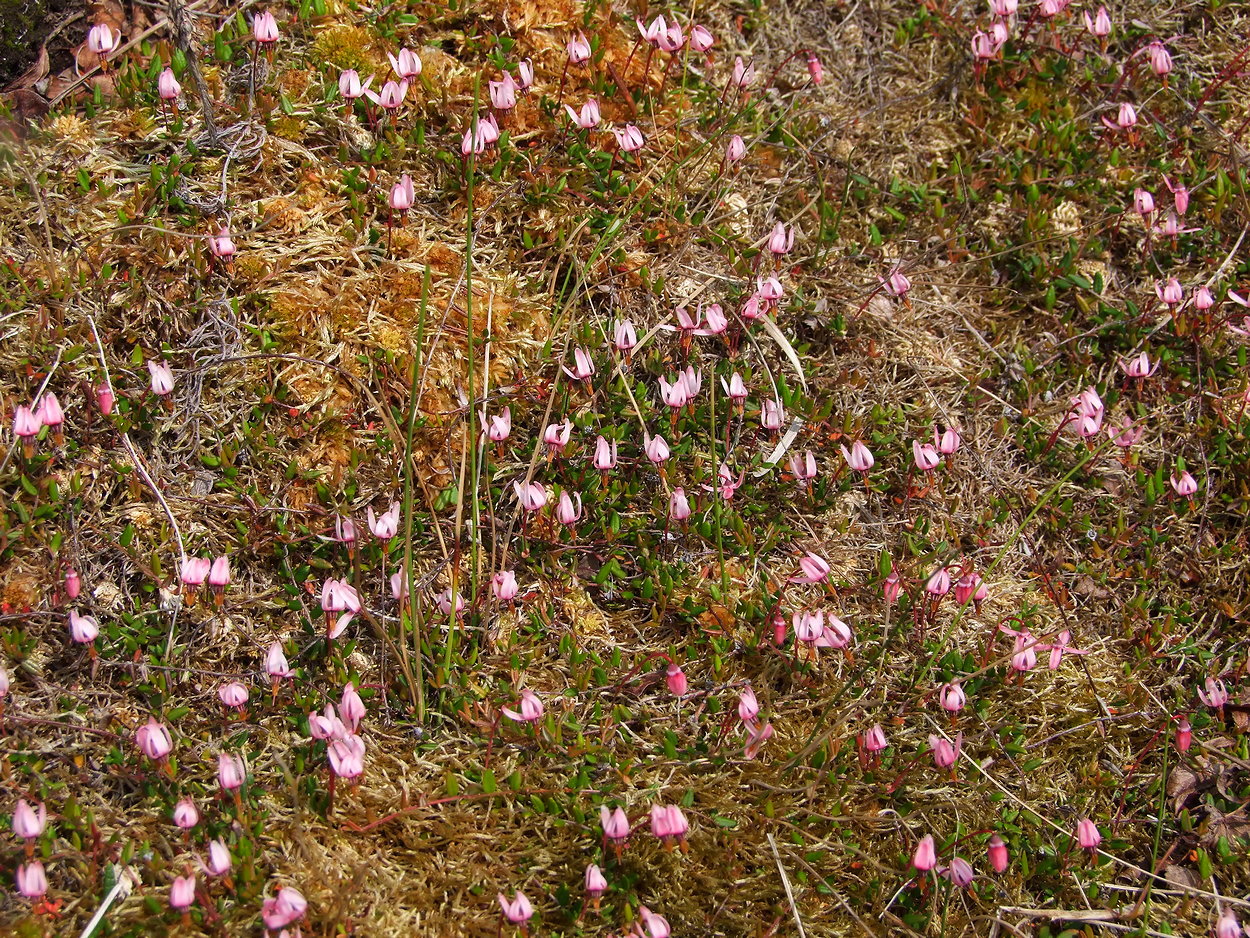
[498,891,533,924]
[367,502,401,541]
[265,642,293,679]
[1156,277,1184,306]
[742,720,774,759]
[862,724,888,752]
[68,609,99,644]
[516,60,533,91]
[217,753,245,791]
[388,48,422,80]
[489,73,517,111]
[492,570,518,602]
[806,51,823,84]
[761,398,783,431]
[513,480,548,512]
[691,25,714,52]
[1044,629,1088,670]
[328,734,365,779]
[544,419,572,455]
[940,857,975,888]
[988,834,1009,872]
[208,225,235,260]
[912,441,940,471]
[971,31,997,60]
[565,99,601,129]
[669,487,691,521]
[148,360,175,396]
[335,515,357,547]
[563,347,595,382]
[990,0,1017,14]
[841,440,874,473]
[556,490,583,526]
[64,568,80,600]
[503,689,543,723]
[912,834,937,871]
[1217,910,1242,938]
[757,275,784,302]
[584,863,608,896]
[218,681,248,709]
[1146,41,1172,78]
[790,450,817,484]
[1198,677,1229,709]
[884,270,911,297]
[816,615,853,650]
[307,703,342,740]
[1075,818,1101,850]
[338,69,367,100]
[170,874,196,911]
[954,571,982,606]
[613,124,645,153]
[703,303,728,335]
[1163,174,1189,215]
[13,404,40,443]
[740,292,763,321]
[721,372,748,402]
[939,682,966,712]
[1133,188,1154,217]
[13,800,46,840]
[665,663,688,696]
[929,733,961,769]
[181,555,210,588]
[925,568,951,597]
[708,461,745,501]
[251,10,279,43]
[726,135,746,163]
[883,570,902,604]
[16,861,48,899]
[1010,630,1038,672]
[592,436,618,472]
[261,886,307,930]
[172,797,199,830]
[600,806,630,842]
[613,319,637,354]
[791,551,831,583]
[1083,6,1111,37]
[934,425,961,454]
[208,555,230,592]
[638,906,672,938]
[767,222,794,255]
[731,56,755,88]
[681,365,702,399]
[320,577,361,614]
[793,609,825,644]
[484,406,511,443]
[1103,101,1138,132]
[567,32,592,64]
[374,79,409,111]
[657,21,684,53]
[87,23,119,55]
[1170,469,1198,497]
[96,383,115,415]
[644,434,670,465]
[205,840,232,877]
[737,685,760,723]
[390,569,408,602]
[1121,351,1157,378]
[389,174,414,213]
[136,717,173,760]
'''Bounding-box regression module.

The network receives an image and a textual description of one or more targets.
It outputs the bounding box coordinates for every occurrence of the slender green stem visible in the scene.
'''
[402,265,431,723]
[466,75,482,607]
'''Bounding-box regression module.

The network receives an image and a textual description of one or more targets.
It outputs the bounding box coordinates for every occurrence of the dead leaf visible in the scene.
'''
[1164,865,1199,889]
[3,45,49,94]
[1167,764,1201,812]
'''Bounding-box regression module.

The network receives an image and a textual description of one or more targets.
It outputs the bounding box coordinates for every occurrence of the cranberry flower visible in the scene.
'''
[503,689,544,723]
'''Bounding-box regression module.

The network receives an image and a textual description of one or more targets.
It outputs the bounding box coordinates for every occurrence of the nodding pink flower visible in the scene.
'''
[261,887,307,930]
[389,568,409,602]
[1121,351,1158,378]
[925,567,951,597]
[638,906,672,938]
[484,406,511,443]
[613,319,637,355]
[913,441,940,472]
[757,275,784,303]
[389,174,415,214]
[990,20,1010,45]
[584,863,608,897]
[791,551,831,584]
[1198,677,1229,710]
[435,587,464,617]
[940,857,975,888]
[544,419,573,455]
[883,570,902,604]
[731,56,755,88]
[863,724,889,752]
[669,487,691,521]
[13,800,47,840]
[703,303,728,335]
[1039,0,1069,16]
[1103,101,1138,132]
[1010,631,1038,672]
[1084,6,1111,37]
[885,270,911,297]
[13,404,40,446]
[367,502,401,541]
[306,703,342,740]
[790,450,817,484]
[320,577,360,614]
[1146,41,1172,78]
[172,795,198,825]
[338,69,367,100]
[793,609,825,644]
[670,304,704,337]
[208,555,230,593]
[516,59,534,91]
[737,685,760,723]
[806,51,824,84]
[761,398,784,431]
[971,31,997,60]
[988,834,1009,872]
[613,124,645,153]
[205,840,232,877]
[387,48,422,80]
[556,490,583,527]
[768,223,795,255]
[136,717,173,760]
[218,681,248,710]
[376,79,408,111]
[743,719,774,759]
[1155,213,1198,239]
[488,73,517,111]
[726,134,747,163]
[563,347,596,382]
[335,515,358,548]
[148,360,175,396]
[1217,909,1242,938]
[68,609,99,644]
[491,570,519,603]
[690,25,715,53]
[461,123,487,156]
[645,434,670,465]
[1170,469,1198,497]
[815,615,853,650]
[564,99,601,129]
[497,891,533,925]
[181,556,210,589]
[1075,818,1101,850]
[567,31,592,64]
[939,682,966,712]
[502,689,543,723]
[1105,416,1139,450]
[1156,277,1184,306]
[16,861,48,900]
[251,11,279,44]
[592,436,618,472]
[35,394,63,438]
[913,835,937,872]
[158,67,181,101]
[681,365,702,399]
[721,372,749,402]
[1044,629,1089,670]
[929,733,961,769]
[665,663,688,696]
[1163,175,1189,215]
[96,383,115,415]
[841,441,874,474]
[657,21,684,53]
[265,642,293,679]
[600,806,630,843]
[170,874,196,911]
[651,804,690,845]
[87,23,119,55]
[954,571,981,606]
[217,753,245,791]
[1133,188,1154,217]
[710,461,746,501]
[990,0,1017,15]
[934,425,961,454]
[328,734,366,779]
[740,292,763,322]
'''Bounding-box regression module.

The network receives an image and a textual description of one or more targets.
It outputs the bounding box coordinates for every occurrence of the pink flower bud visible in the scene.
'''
[883,570,902,604]
[13,800,46,840]
[492,570,518,602]
[218,681,248,709]
[64,568,81,600]
[172,797,199,830]
[1075,818,1101,850]
[584,863,607,897]
[913,834,937,871]
[158,67,181,101]
[217,753,245,791]
[600,806,630,842]
[205,839,232,876]
[726,134,746,163]
[136,718,173,761]
[665,663,688,696]
[988,833,1009,872]
[95,383,115,415]
[1175,717,1191,753]
[251,11,279,44]
[16,861,48,899]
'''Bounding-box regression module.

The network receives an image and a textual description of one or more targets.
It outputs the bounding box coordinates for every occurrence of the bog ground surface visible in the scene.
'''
[2,0,1250,935]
